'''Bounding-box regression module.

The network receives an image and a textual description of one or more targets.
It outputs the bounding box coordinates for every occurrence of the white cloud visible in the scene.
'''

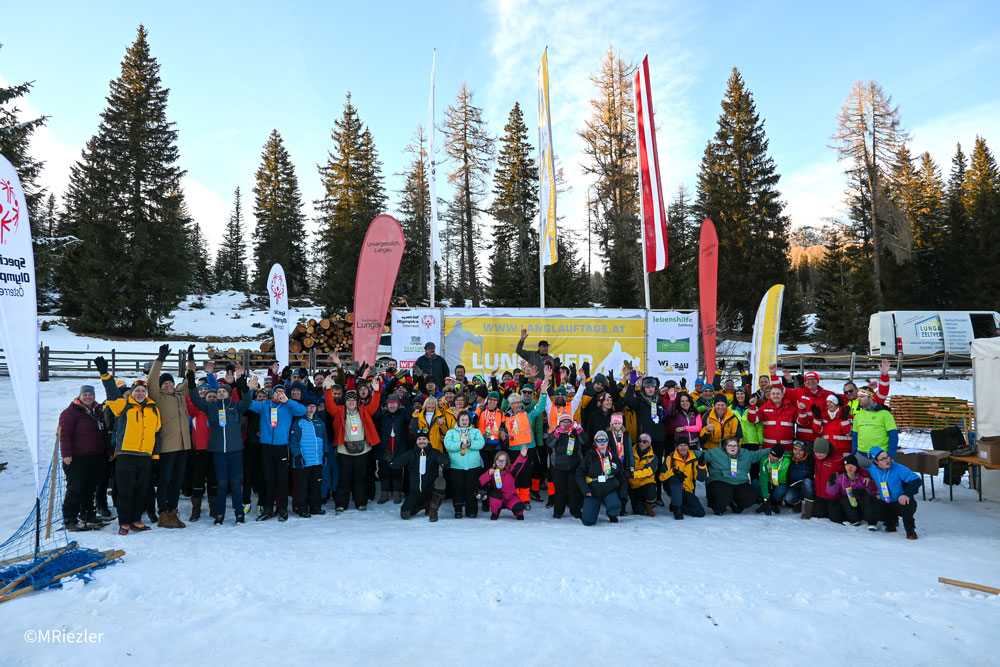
[781,159,850,228]
[909,99,1000,167]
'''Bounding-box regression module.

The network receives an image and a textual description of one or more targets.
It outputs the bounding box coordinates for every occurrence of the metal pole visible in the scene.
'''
[849,352,856,383]
[942,352,949,379]
[34,497,41,557]
[896,352,904,382]
[111,349,116,376]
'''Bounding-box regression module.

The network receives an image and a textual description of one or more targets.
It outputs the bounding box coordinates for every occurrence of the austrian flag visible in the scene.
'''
[634,56,668,272]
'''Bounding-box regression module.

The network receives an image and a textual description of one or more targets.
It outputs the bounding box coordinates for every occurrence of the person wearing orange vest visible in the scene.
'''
[474,391,504,483]
[500,379,549,508]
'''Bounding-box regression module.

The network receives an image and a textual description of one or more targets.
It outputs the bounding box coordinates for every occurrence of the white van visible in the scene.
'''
[869,311,1000,356]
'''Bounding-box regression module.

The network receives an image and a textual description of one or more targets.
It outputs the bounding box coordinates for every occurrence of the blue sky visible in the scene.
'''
[2,0,998,258]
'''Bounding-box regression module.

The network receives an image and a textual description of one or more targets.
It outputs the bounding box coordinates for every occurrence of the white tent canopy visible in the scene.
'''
[971,337,1000,438]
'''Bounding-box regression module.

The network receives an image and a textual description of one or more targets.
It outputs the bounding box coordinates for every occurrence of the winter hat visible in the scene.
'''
[537,340,550,347]
[555,386,567,396]
[610,414,623,425]
[344,390,359,402]
[858,387,875,397]
[844,454,860,467]
[443,385,456,394]
[869,446,887,461]
[487,391,500,401]
[475,385,489,399]
[769,444,785,458]
[813,437,832,455]
[558,413,573,424]
[804,371,820,382]
[695,378,705,387]
[792,440,806,451]
[157,373,174,387]
[594,430,609,442]
[79,384,96,396]
[594,374,608,387]
[143,361,153,374]
[826,394,842,407]
[424,342,435,350]
[664,380,678,389]
[385,394,400,405]
[714,395,729,405]
[270,385,286,397]
[288,381,307,395]
[196,382,211,391]
[301,394,319,407]
[503,381,517,392]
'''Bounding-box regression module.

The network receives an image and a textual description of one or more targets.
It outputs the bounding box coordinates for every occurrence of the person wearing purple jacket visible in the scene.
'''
[668,392,703,450]
[59,385,111,531]
[826,454,877,527]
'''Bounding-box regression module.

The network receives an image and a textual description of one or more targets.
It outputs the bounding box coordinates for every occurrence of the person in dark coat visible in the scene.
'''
[59,384,111,531]
[414,342,449,389]
[546,413,586,519]
[375,394,411,504]
[387,432,450,521]
[576,430,624,526]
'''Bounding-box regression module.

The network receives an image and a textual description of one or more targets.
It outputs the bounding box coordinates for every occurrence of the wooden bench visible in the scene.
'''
[889,396,975,432]
[947,454,1000,502]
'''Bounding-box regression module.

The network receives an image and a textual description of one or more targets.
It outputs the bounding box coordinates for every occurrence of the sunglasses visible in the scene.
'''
[639,438,651,443]
[595,438,608,443]
[845,389,857,394]
[132,380,148,387]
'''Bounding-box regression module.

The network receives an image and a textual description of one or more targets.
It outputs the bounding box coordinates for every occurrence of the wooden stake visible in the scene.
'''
[938,577,1000,595]
[0,549,125,604]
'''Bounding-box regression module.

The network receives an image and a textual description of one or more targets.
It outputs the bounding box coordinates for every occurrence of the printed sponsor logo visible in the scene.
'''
[656,338,690,352]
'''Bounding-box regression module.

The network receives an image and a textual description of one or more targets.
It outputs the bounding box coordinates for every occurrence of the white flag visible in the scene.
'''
[538,48,558,265]
[267,264,291,371]
[428,50,442,264]
[0,154,41,496]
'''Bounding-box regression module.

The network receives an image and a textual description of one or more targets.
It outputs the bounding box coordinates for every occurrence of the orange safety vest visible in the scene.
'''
[505,410,532,447]
[548,403,573,431]
[477,406,504,441]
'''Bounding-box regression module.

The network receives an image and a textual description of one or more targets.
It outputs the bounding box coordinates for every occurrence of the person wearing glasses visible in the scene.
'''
[861,447,921,539]
[843,359,892,415]
[851,387,899,466]
[576,430,624,525]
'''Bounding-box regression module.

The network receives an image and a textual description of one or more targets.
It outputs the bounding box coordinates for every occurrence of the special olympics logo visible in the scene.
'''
[270,274,285,301]
[421,314,436,329]
[0,179,20,245]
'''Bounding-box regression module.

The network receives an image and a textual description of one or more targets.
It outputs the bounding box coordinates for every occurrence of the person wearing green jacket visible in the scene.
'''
[696,438,771,515]
[757,444,791,514]
[730,388,763,448]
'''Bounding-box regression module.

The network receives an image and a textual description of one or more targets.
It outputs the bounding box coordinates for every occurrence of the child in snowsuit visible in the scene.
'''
[479,449,528,520]
[576,430,624,526]
[388,431,450,521]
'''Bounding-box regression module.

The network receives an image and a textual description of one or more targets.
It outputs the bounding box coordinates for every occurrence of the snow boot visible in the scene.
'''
[530,490,542,502]
[157,511,173,528]
[466,506,477,519]
[490,513,499,520]
[214,516,224,525]
[906,528,918,540]
[620,508,629,517]
[516,514,524,520]
[427,492,445,522]
[278,512,289,522]
[170,508,186,528]
[377,491,390,505]
[771,500,781,515]
[672,507,684,520]
[393,491,402,504]
[66,521,90,532]
[645,501,656,518]
[454,505,463,519]
[235,513,245,524]
[608,514,619,523]
[800,500,813,520]
[189,495,203,522]
[885,521,898,533]
[792,501,802,513]
[99,507,115,521]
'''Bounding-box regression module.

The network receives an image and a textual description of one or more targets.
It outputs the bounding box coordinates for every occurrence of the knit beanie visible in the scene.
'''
[79,384,96,396]
[844,454,859,467]
[812,437,831,455]
[769,444,785,458]
[159,372,174,387]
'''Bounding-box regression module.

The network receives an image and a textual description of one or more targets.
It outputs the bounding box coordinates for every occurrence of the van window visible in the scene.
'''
[971,314,999,339]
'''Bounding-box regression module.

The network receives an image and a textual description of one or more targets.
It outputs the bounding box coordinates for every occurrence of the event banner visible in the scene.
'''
[0,153,42,496]
[750,284,785,386]
[353,215,406,364]
[635,55,668,272]
[699,218,718,378]
[267,264,291,371]
[442,308,645,376]
[537,48,557,266]
[646,311,699,388]
[391,308,443,370]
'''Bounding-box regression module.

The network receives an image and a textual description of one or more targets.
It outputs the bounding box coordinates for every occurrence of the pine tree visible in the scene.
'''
[943,144,974,308]
[315,94,387,313]
[439,188,468,304]
[890,147,945,308]
[443,83,494,308]
[579,47,640,307]
[58,26,190,334]
[831,80,908,305]
[963,136,1000,308]
[215,187,248,292]
[814,230,875,349]
[0,43,47,218]
[186,214,213,294]
[252,129,308,296]
[396,126,431,304]
[488,102,538,307]
[649,184,697,309]
[695,67,795,333]
[544,233,591,307]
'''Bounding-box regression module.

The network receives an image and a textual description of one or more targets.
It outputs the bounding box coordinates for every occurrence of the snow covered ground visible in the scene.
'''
[3,375,999,666]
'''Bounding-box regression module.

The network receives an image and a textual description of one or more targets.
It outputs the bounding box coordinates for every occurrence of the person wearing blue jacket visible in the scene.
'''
[862,446,922,539]
[246,380,307,522]
[443,412,485,519]
[186,368,254,525]
[290,394,328,518]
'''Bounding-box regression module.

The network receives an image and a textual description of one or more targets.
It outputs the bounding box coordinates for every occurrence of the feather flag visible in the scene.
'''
[538,47,557,265]
[428,50,441,264]
[635,55,668,271]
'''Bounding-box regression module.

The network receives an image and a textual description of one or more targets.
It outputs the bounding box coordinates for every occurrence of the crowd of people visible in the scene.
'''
[56,332,922,539]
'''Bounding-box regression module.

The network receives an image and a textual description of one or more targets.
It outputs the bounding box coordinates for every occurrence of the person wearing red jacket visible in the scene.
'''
[811,437,845,523]
[799,394,854,456]
[770,365,833,445]
[747,385,797,449]
[186,383,215,521]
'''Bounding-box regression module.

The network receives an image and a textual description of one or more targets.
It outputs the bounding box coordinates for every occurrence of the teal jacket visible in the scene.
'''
[443,426,485,470]
[698,446,771,485]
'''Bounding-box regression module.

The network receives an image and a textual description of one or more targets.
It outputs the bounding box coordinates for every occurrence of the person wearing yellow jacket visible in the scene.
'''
[96,355,161,536]
[627,435,659,517]
[699,396,743,449]
[659,441,707,520]
[409,396,456,453]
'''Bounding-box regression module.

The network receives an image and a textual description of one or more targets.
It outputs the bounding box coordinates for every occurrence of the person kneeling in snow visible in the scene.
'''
[479,449,529,520]
[698,438,772,516]
[826,454,876,527]
[659,440,707,520]
[388,431,450,521]
[576,430,624,525]
[627,433,659,517]
[861,447,921,539]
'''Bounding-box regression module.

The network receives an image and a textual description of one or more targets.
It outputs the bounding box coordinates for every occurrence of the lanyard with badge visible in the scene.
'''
[270,404,278,427]
[218,405,227,426]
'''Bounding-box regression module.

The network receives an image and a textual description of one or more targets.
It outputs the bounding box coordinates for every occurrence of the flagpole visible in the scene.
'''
[428,49,437,308]
[538,51,546,309]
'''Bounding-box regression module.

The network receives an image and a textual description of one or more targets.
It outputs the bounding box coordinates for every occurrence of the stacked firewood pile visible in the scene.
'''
[207,313,391,363]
